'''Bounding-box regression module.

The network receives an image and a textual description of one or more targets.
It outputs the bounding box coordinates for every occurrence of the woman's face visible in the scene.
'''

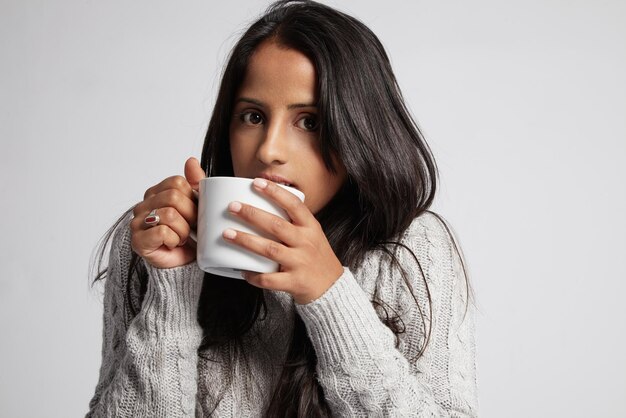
[229,41,346,215]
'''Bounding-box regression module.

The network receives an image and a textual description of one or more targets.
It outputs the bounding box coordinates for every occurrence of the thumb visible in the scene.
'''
[184,157,206,191]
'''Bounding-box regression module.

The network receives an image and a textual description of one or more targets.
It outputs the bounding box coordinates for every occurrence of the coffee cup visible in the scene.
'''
[190,177,305,279]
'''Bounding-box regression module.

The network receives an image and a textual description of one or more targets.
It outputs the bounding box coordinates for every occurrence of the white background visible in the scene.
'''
[1,0,624,417]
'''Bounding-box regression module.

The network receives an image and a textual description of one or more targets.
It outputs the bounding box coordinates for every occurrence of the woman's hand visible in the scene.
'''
[222,178,344,305]
[130,157,206,269]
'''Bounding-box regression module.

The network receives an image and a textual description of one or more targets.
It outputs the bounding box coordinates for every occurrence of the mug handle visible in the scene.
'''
[188,188,199,242]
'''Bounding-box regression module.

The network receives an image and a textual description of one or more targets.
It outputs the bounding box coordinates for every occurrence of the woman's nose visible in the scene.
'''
[256,120,288,165]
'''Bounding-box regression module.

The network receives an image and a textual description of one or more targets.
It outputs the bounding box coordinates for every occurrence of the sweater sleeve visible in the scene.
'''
[295,213,479,417]
[86,213,206,418]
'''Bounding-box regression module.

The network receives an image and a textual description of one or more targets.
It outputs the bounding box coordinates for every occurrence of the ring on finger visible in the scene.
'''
[144,209,160,227]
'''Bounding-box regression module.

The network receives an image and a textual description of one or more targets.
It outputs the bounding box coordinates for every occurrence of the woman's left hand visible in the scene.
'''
[222,177,344,305]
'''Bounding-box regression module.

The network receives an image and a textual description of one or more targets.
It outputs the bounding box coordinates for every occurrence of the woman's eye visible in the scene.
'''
[297,116,318,132]
[240,111,264,125]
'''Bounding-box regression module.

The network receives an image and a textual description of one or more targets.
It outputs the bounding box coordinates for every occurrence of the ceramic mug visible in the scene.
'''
[190,177,305,279]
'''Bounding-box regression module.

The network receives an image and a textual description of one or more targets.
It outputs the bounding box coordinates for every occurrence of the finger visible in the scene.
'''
[222,228,289,265]
[227,201,298,246]
[251,178,312,226]
[130,207,191,244]
[242,270,292,293]
[184,157,206,192]
[143,175,196,201]
[131,225,183,255]
[133,188,198,227]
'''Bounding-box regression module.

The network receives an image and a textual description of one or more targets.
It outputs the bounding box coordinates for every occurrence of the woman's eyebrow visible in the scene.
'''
[286,101,317,110]
[236,97,264,107]
[235,97,317,109]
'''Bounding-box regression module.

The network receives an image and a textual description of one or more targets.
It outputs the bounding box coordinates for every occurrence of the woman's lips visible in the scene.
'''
[258,173,297,189]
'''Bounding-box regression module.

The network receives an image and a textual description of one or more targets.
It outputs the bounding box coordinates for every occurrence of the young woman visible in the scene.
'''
[87,1,479,416]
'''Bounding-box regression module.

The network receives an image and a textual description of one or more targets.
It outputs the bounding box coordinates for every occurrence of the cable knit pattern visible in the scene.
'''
[86,210,479,417]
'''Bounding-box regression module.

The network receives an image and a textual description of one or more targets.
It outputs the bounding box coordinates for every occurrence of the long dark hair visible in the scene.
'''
[92,1,472,416]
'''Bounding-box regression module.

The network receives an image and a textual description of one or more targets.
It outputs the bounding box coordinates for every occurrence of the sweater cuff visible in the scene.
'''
[139,260,205,338]
[295,268,394,368]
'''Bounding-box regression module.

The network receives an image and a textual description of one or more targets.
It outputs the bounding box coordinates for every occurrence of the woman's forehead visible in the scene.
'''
[238,42,318,106]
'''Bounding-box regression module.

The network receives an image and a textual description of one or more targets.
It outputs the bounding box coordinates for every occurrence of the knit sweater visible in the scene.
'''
[86,210,479,417]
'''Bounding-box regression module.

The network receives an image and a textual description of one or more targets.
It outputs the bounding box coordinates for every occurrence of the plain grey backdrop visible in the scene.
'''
[1,0,624,416]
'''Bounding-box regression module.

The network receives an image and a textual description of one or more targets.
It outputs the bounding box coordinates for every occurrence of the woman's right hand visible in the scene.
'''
[130,157,206,269]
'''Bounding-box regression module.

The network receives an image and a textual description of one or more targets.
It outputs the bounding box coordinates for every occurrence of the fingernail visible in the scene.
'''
[228,201,242,213]
[180,239,187,246]
[253,178,268,189]
[223,228,237,239]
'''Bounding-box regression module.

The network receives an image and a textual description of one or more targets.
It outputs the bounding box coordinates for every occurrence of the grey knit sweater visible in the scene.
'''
[86,210,479,417]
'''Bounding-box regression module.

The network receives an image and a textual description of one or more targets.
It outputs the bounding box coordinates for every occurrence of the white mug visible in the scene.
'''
[190,177,305,279]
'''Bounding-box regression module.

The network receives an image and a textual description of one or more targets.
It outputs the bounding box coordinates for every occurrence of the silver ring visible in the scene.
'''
[144,209,160,227]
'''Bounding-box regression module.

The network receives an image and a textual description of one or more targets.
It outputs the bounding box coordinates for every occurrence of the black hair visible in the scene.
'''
[92,1,472,417]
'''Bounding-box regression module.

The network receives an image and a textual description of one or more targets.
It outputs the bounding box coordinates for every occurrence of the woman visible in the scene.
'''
[87,1,479,416]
